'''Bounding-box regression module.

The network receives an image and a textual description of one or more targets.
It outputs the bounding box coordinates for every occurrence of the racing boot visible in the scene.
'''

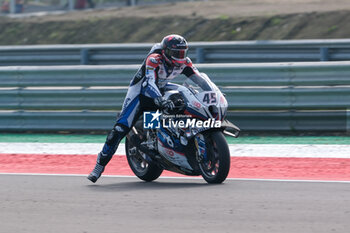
[87,148,114,183]
[87,157,105,183]
[87,124,127,183]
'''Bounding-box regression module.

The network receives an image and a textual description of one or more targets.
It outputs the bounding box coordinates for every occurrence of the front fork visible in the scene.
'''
[194,133,207,163]
[127,126,153,163]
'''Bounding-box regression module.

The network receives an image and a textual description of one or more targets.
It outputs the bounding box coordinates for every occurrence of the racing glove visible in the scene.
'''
[154,96,175,112]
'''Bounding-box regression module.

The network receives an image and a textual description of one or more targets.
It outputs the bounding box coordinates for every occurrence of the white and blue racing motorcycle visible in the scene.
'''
[125,73,240,184]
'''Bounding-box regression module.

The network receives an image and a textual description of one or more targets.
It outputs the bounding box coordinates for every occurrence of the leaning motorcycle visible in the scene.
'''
[125,73,240,184]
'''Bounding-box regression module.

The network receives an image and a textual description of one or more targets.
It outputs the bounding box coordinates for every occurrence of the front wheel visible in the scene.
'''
[199,131,230,184]
[125,136,163,182]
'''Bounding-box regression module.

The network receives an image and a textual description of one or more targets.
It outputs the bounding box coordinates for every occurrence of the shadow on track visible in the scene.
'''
[85,179,223,192]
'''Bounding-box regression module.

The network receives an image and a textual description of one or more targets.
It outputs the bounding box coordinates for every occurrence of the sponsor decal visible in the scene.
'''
[220,96,226,104]
[165,148,174,157]
[192,100,201,109]
[122,98,131,111]
[114,125,124,133]
[160,130,174,148]
[149,57,158,64]
[146,68,154,76]
[135,69,143,79]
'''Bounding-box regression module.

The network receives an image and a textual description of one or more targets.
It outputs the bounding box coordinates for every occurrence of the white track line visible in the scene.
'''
[1,172,349,183]
[1,143,350,158]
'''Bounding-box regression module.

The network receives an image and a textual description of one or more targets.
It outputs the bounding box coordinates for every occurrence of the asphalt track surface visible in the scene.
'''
[1,174,350,233]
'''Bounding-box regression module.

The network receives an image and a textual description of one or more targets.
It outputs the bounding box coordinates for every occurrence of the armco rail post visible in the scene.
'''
[320,47,329,61]
[9,0,15,14]
[347,109,350,133]
[80,49,89,65]
[196,48,204,63]
[68,0,74,11]
[128,0,137,6]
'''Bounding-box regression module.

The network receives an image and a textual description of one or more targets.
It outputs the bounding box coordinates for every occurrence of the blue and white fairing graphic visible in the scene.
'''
[156,72,229,170]
[157,127,193,170]
[179,73,228,122]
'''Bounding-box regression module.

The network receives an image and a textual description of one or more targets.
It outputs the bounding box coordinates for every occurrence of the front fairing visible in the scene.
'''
[181,73,228,121]
[155,73,234,173]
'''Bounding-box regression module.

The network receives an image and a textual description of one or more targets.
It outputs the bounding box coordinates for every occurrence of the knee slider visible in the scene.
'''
[100,125,126,161]
[106,124,128,145]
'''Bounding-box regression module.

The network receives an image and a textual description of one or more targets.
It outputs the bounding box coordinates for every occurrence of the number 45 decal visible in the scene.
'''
[203,92,217,104]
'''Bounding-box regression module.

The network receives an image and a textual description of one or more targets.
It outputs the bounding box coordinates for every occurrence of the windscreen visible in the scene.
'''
[183,74,214,93]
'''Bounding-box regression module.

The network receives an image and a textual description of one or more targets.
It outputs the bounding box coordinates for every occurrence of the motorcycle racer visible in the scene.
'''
[87,34,203,183]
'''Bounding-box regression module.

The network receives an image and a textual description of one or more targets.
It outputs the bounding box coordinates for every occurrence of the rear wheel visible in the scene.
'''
[125,136,163,182]
[199,131,230,184]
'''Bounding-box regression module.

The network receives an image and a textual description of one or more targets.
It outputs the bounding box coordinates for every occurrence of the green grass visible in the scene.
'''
[218,14,229,20]
[328,25,338,32]
[271,17,282,25]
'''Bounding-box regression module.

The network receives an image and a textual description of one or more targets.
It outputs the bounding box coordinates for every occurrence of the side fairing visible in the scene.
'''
[157,128,193,170]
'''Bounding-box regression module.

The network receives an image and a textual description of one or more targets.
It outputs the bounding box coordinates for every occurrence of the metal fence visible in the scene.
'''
[2,39,350,66]
[1,62,349,133]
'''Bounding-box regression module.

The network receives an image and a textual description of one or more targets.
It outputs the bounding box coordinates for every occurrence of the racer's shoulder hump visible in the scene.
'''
[146,53,163,68]
[184,57,193,67]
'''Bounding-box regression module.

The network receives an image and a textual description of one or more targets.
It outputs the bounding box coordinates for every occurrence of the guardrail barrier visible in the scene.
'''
[0,62,349,132]
[1,39,350,66]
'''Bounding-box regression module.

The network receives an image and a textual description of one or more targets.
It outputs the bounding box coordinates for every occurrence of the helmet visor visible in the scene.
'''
[167,48,188,61]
